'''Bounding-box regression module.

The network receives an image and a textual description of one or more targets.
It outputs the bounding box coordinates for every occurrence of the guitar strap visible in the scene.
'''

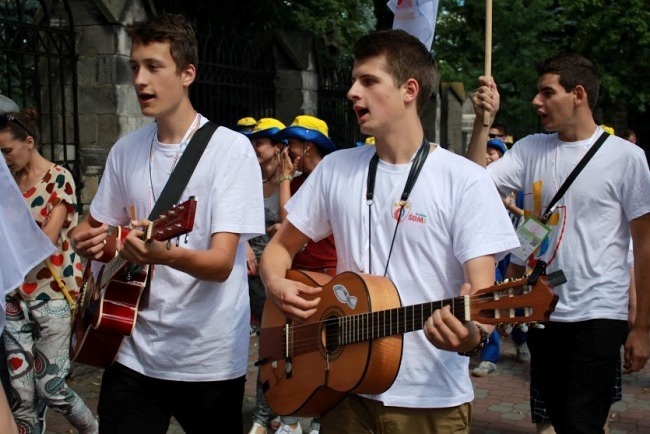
[147,121,218,220]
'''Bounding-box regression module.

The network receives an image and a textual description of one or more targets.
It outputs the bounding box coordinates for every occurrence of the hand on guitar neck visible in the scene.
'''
[116,218,168,266]
[423,281,487,354]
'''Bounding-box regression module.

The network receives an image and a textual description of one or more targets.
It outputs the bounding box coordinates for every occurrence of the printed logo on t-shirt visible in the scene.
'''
[392,201,427,224]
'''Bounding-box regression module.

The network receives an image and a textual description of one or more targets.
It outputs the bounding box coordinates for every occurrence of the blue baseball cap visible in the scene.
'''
[272,115,336,156]
[487,138,507,155]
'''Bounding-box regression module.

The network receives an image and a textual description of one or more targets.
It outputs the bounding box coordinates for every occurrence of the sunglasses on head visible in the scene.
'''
[0,113,33,137]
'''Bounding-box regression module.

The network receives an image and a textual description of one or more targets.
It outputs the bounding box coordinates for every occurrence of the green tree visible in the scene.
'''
[153,0,376,64]
[433,0,650,137]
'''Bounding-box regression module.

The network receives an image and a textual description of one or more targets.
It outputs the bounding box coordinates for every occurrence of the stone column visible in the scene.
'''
[71,0,149,211]
[273,31,319,124]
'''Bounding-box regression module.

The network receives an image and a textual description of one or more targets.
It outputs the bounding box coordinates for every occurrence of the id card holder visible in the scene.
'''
[512,216,551,262]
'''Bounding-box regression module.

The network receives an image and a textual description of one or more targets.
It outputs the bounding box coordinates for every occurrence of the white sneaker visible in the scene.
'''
[248,422,267,434]
[516,343,531,362]
[308,419,320,434]
[471,361,496,377]
[275,423,303,434]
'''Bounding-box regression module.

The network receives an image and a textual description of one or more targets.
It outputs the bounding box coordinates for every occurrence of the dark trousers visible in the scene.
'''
[527,319,628,434]
[98,363,245,434]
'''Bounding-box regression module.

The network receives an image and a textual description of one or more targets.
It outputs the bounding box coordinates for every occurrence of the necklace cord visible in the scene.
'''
[365,137,430,276]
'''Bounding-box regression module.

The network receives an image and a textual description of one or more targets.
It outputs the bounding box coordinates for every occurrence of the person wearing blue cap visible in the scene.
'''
[249,115,337,434]
[486,137,507,165]
[260,30,518,433]
[244,118,287,334]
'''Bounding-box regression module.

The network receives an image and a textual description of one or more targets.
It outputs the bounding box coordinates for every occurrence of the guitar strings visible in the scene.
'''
[277,285,537,354]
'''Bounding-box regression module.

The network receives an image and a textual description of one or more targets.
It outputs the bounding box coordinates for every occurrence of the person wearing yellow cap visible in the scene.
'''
[236,116,257,133]
[245,117,287,333]
[260,30,518,433]
[249,115,336,434]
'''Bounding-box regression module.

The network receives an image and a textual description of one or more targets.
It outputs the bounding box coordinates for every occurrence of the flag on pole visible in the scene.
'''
[387,0,439,50]
[0,158,55,330]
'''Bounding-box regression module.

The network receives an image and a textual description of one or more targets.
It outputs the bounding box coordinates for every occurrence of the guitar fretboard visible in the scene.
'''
[97,256,129,290]
[336,297,466,346]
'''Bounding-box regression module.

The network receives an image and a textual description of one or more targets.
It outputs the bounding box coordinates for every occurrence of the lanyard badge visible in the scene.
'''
[511,216,551,262]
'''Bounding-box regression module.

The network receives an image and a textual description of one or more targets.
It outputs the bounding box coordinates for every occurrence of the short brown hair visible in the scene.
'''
[126,13,198,73]
[536,53,600,112]
[353,29,437,114]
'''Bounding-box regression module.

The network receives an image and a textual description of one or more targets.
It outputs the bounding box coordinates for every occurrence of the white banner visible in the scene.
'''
[0,158,55,330]
[388,0,439,50]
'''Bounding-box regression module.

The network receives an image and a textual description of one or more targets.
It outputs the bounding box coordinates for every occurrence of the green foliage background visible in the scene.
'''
[155,0,650,139]
[433,0,650,138]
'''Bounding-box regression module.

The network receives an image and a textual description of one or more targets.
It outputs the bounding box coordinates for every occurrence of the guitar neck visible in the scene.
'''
[336,297,464,346]
[97,256,130,290]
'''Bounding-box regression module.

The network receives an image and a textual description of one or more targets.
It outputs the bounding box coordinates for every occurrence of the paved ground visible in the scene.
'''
[45,337,650,433]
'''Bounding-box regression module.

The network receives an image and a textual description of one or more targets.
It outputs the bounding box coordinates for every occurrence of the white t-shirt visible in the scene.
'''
[488,128,650,322]
[286,144,519,408]
[90,117,265,381]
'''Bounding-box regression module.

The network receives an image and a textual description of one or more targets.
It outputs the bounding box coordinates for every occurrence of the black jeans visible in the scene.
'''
[527,319,628,434]
[98,363,245,434]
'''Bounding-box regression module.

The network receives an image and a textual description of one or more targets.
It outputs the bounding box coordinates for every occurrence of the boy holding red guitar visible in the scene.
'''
[71,13,264,434]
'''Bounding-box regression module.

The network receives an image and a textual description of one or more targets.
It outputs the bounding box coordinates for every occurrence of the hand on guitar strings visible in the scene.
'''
[70,222,111,260]
[267,275,322,323]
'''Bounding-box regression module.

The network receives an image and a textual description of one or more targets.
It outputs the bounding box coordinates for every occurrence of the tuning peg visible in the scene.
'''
[184,233,189,243]
[166,239,172,250]
[176,236,180,247]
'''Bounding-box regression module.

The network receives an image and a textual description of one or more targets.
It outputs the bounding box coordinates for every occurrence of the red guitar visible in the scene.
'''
[258,267,564,417]
[70,198,197,368]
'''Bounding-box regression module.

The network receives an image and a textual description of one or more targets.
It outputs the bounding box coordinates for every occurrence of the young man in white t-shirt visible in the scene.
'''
[70,14,264,433]
[259,29,519,434]
[468,53,650,434]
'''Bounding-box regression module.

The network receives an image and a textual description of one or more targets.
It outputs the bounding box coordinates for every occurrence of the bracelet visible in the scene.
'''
[458,323,489,357]
[276,175,293,185]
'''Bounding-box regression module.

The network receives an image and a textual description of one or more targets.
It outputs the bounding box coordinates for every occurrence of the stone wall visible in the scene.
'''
[69,0,150,210]
[63,2,465,209]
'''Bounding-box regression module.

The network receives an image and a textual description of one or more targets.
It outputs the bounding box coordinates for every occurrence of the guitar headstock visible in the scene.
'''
[146,197,197,242]
[468,271,565,325]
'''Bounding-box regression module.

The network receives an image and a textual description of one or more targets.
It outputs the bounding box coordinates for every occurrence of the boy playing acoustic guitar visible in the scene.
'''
[260,29,520,433]
[70,13,264,433]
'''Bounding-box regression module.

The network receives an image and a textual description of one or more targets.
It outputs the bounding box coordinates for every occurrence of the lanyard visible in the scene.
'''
[365,137,430,276]
[149,113,201,204]
[541,131,609,223]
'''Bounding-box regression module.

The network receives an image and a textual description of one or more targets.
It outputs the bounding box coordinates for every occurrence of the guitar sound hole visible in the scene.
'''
[324,316,339,352]
[318,306,345,361]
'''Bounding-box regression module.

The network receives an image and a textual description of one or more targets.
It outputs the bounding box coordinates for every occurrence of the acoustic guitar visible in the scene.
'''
[258,265,564,417]
[70,197,197,368]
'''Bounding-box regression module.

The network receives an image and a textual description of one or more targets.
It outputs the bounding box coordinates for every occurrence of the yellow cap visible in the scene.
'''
[237,117,257,127]
[247,118,286,139]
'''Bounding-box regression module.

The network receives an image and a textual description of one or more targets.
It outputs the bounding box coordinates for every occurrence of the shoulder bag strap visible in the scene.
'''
[541,131,609,223]
[148,121,218,220]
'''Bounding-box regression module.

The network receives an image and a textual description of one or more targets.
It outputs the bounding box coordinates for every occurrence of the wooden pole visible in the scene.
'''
[483,0,493,127]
